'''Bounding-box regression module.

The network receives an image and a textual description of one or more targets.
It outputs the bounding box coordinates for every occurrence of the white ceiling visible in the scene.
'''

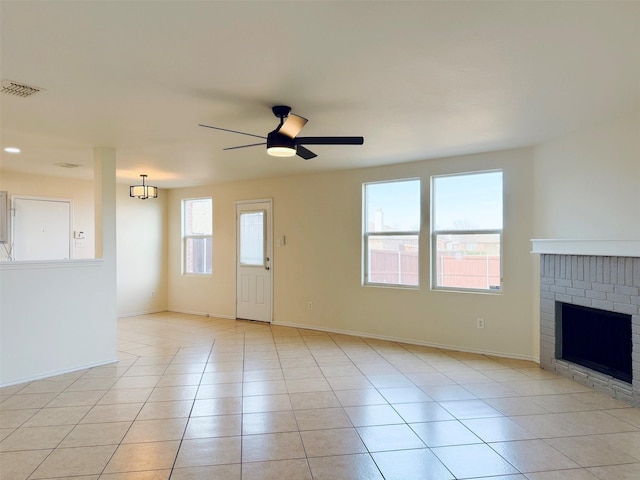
[1,1,638,188]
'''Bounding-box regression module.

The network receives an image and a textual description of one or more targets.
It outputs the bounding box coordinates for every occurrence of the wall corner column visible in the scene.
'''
[93,148,117,323]
[94,148,116,261]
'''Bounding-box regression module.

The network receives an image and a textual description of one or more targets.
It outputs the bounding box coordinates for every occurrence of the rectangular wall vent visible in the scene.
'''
[1,79,42,97]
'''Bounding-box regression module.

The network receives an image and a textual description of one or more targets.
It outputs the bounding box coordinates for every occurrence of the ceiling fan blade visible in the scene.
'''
[296,145,317,160]
[223,142,267,151]
[199,124,266,140]
[296,136,364,145]
[278,114,308,138]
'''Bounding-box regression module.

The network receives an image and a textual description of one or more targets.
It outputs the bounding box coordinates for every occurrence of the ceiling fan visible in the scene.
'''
[199,105,364,160]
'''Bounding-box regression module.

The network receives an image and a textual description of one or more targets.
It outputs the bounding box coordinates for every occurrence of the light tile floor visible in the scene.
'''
[1,312,639,479]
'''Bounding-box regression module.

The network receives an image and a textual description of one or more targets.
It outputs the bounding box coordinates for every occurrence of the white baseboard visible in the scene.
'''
[0,357,119,388]
[167,308,236,320]
[117,308,167,318]
[272,320,539,363]
[117,310,538,363]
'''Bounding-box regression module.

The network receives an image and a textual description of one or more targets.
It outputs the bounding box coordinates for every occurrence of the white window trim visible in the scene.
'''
[431,230,503,294]
[182,197,212,276]
[183,234,212,275]
[362,178,420,288]
[430,170,503,294]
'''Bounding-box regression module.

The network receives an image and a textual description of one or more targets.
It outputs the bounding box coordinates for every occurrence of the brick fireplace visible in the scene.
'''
[532,240,640,407]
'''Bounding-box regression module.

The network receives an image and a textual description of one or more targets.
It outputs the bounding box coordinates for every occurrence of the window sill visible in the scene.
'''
[363,283,420,291]
[431,286,503,295]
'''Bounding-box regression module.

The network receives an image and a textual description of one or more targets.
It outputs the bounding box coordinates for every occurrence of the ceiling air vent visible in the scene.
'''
[1,79,42,97]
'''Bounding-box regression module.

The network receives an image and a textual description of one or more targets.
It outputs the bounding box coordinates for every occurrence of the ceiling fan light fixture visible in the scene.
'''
[266,131,296,157]
[267,146,296,157]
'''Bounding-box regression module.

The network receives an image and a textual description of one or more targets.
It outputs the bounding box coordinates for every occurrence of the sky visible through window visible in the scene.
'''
[433,171,502,231]
[185,198,212,235]
[366,179,420,231]
[366,171,502,232]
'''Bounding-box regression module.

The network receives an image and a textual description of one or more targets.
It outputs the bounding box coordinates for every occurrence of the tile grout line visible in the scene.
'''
[277,326,313,479]
[2,312,640,479]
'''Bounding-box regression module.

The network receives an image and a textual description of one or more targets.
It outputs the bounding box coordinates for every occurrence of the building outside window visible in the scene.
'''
[363,179,420,286]
[183,198,212,274]
[431,170,503,292]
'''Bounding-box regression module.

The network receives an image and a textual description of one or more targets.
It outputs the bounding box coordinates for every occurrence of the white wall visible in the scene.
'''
[116,183,168,316]
[0,171,96,260]
[0,261,116,384]
[529,108,640,362]
[0,149,117,386]
[533,108,640,240]
[1,109,633,379]
[169,147,537,359]
[0,172,169,317]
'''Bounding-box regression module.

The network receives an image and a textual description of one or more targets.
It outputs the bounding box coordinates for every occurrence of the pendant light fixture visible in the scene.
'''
[129,174,158,200]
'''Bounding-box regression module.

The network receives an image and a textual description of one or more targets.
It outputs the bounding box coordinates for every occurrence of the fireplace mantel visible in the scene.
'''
[531,239,640,257]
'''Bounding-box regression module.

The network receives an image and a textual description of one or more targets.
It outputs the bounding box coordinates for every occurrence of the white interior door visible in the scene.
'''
[236,200,272,322]
[12,196,72,261]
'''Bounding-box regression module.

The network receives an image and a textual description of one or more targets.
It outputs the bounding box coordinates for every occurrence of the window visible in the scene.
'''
[432,170,503,292]
[239,211,265,266]
[182,198,212,274]
[363,179,420,286]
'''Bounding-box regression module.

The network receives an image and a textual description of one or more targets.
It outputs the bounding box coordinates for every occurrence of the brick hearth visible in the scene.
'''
[539,254,640,406]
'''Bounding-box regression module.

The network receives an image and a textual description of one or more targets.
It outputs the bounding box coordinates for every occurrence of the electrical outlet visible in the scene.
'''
[151,291,156,297]
[308,301,313,311]
[476,318,485,329]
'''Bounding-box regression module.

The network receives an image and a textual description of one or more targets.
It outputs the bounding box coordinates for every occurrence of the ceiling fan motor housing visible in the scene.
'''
[272,105,292,119]
[267,130,296,148]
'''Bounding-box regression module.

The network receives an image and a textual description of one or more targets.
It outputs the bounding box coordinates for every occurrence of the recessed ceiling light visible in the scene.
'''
[4,147,21,154]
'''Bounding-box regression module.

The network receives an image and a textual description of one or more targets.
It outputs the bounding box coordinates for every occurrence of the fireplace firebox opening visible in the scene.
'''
[557,302,632,384]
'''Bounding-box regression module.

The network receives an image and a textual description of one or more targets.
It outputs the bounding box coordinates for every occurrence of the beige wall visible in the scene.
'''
[533,108,640,239]
[169,147,537,359]
[529,108,640,362]
[0,170,169,317]
[0,171,95,260]
[7,108,634,366]
[116,184,168,316]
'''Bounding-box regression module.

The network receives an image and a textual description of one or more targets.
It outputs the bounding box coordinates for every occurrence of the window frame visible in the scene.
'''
[182,197,213,276]
[238,209,267,267]
[362,178,421,288]
[430,170,503,294]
